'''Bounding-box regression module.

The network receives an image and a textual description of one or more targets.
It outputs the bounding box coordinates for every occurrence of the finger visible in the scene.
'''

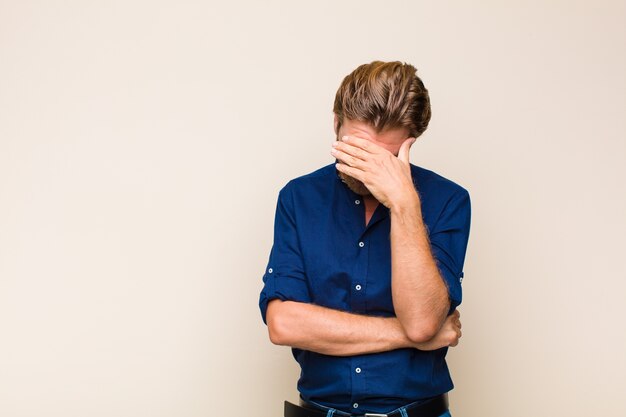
[342,135,385,155]
[331,148,366,169]
[397,137,415,164]
[335,161,365,181]
[333,141,369,161]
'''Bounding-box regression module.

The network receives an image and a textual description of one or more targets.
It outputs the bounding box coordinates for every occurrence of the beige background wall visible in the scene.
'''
[1,1,624,416]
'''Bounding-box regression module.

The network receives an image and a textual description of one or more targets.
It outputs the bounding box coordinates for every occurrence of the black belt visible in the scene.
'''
[284,394,449,417]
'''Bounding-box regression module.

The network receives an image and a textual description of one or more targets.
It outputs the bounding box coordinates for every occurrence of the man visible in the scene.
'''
[258,61,471,417]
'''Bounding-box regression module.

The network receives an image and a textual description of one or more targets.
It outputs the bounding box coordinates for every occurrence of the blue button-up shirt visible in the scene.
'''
[258,162,471,414]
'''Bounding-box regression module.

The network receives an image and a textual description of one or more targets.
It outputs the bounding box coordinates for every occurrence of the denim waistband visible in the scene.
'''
[300,395,437,417]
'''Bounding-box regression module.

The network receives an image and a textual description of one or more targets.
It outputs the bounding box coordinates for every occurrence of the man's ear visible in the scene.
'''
[333,114,339,135]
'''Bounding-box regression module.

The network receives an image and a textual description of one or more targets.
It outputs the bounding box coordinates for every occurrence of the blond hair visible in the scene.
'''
[333,61,432,138]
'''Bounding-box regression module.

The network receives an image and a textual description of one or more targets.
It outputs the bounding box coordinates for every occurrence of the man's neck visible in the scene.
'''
[362,195,380,226]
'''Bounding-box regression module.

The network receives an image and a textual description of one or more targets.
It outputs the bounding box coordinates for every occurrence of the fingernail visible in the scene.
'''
[342,136,349,141]
[332,141,338,147]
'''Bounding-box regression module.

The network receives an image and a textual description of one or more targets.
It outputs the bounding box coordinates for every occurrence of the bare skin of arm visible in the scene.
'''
[389,196,451,342]
[266,299,461,357]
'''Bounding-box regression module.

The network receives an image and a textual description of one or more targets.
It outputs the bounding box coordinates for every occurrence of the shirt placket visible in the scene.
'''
[339,175,390,413]
[350,226,369,412]
[350,200,389,412]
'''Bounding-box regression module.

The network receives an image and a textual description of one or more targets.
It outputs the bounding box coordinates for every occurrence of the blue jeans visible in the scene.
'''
[303,398,452,417]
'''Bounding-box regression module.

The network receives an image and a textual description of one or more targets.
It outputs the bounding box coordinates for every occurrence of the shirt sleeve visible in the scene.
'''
[428,189,472,314]
[258,182,312,325]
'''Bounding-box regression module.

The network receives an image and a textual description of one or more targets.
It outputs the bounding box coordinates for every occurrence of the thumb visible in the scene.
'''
[398,137,416,164]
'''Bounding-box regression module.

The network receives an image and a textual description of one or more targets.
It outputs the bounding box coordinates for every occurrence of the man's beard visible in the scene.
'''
[338,169,371,196]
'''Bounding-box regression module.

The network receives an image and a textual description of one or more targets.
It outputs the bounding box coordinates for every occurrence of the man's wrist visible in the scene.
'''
[389,189,421,218]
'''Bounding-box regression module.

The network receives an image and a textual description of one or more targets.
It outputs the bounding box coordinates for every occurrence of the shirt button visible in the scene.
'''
[355,284,362,291]
[353,403,359,409]
[355,367,361,373]
[268,268,273,273]
[358,241,365,247]
[459,276,463,283]
[355,199,361,205]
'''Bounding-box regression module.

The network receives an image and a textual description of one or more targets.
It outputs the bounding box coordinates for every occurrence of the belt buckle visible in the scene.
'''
[364,414,388,417]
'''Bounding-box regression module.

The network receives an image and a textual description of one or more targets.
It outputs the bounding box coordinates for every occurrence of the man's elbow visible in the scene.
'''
[404,321,440,344]
[402,307,449,343]
[404,295,452,343]
[266,299,291,345]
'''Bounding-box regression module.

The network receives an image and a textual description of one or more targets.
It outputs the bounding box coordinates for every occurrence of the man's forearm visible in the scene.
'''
[390,194,450,342]
[266,299,418,356]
